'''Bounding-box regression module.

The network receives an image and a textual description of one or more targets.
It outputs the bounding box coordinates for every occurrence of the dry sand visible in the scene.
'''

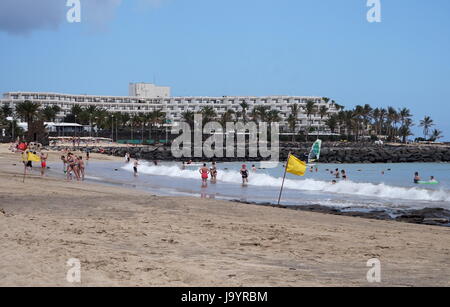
[0,144,449,286]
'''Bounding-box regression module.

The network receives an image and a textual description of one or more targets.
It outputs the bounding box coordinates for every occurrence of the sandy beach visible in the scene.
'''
[0,144,449,286]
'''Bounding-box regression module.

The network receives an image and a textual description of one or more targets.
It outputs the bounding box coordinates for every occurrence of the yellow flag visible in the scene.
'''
[286,154,306,176]
[27,152,41,162]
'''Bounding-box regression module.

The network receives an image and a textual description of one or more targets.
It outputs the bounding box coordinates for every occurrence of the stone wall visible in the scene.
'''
[50,142,450,163]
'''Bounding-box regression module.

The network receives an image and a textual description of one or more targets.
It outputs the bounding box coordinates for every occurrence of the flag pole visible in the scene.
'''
[277,152,290,205]
[22,152,27,183]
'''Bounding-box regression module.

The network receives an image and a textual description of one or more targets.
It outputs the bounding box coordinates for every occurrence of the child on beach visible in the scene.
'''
[61,155,67,174]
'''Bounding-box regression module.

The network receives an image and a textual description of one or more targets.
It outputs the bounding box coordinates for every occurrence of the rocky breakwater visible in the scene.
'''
[50,142,450,163]
[284,143,450,163]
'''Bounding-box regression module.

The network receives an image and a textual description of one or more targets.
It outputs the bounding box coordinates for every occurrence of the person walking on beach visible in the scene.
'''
[40,152,48,176]
[240,164,249,186]
[414,172,421,184]
[199,163,210,187]
[85,148,90,161]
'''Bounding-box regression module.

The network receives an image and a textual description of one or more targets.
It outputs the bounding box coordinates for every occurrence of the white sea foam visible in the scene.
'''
[122,163,450,203]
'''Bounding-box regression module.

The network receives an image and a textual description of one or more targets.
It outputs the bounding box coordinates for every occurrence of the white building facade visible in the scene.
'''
[129,83,171,98]
[0,91,338,133]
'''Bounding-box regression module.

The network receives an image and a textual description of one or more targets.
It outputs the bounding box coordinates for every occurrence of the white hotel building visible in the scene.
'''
[0,83,338,133]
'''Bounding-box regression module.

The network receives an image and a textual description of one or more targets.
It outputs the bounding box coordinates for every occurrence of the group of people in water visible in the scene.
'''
[413,172,438,184]
[197,162,252,187]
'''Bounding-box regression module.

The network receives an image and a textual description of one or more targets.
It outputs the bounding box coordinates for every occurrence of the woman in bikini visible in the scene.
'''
[199,163,210,187]
[240,164,249,186]
[210,162,218,183]
[66,153,75,180]
[40,152,48,176]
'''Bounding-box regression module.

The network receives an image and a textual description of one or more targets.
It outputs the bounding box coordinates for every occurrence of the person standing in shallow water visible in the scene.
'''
[133,160,139,177]
[199,163,210,187]
[341,169,347,180]
[210,162,218,183]
[240,164,249,186]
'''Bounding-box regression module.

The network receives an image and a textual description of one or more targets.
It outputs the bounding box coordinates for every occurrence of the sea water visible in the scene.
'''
[55,160,450,213]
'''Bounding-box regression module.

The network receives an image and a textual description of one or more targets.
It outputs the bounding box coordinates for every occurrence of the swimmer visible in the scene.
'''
[331,180,337,184]
[335,168,340,179]
[252,164,257,172]
[430,176,437,183]
[413,172,421,184]
[341,169,347,180]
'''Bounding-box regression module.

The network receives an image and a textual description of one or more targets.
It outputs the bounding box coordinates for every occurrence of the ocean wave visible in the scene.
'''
[122,163,450,202]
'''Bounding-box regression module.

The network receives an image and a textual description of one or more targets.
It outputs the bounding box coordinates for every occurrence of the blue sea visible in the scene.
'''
[48,160,450,213]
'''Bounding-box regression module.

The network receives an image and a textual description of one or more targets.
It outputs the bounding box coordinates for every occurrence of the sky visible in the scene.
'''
[0,0,449,140]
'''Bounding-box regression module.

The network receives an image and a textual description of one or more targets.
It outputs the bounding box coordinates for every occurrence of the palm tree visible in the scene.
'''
[253,106,270,123]
[419,116,434,140]
[41,105,61,122]
[376,108,386,136]
[429,129,443,142]
[15,101,42,141]
[201,106,217,126]
[1,105,13,118]
[181,111,195,129]
[287,104,300,141]
[352,105,364,141]
[399,118,414,143]
[219,109,235,127]
[239,101,249,123]
[303,100,316,141]
[326,114,338,134]
[149,109,165,141]
[361,104,372,138]
[318,105,329,137]
[15,100,41,126]
[386,107,399,141]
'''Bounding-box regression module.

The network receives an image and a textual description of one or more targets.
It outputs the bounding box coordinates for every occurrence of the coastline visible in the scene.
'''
[1,145,450,286]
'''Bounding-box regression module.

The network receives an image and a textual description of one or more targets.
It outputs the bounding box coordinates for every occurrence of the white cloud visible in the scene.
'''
[0,0,167,35]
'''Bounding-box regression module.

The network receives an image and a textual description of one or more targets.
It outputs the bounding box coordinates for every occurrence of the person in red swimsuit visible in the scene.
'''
[199,163,210,187]
[40,152,48,176]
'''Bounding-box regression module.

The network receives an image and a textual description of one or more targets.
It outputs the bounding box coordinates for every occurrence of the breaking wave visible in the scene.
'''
[122,163,450,203]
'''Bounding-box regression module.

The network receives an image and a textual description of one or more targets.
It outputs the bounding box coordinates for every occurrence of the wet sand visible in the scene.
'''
[0,144,449,286]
